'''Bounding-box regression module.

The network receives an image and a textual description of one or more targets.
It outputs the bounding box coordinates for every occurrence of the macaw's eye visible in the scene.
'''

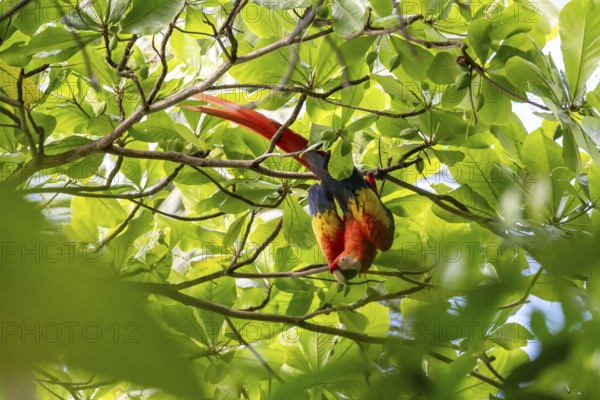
[332,268,358,285]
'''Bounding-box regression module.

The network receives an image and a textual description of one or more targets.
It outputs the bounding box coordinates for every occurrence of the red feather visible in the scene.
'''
[183,94,318,170]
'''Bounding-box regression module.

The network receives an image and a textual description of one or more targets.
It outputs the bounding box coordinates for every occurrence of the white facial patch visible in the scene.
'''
[337,255,361,271]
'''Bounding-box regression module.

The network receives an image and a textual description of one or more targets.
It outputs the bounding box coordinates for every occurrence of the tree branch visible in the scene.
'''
[0,0,32,22]
[382,174,507,237]
[130,282,503,390]
[128,199,225,222]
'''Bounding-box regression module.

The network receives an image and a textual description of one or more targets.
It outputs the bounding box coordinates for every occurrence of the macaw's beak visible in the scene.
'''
[332,268,358,285]
[331,255,362,284]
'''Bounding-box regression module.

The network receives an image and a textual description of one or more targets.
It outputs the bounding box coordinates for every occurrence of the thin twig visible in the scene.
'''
[263,94,307,156]
[319,96,429,118]
[192,166,288,208]
[225,316,284,382]
[230,211,257,265]
[21,164,185,199]
[128,199,225,222]
[479,352,506,382]
[457,48,550,111]
[383,174,507,237]
[0,0,32,22]
[300,285,426,321]
[497,268,544,309]
[94,202,141,251]
[239,284,273,312]
[174,220,283,290]
[16,68,38,162]
[147,12,181,104]
[207,76,370,100]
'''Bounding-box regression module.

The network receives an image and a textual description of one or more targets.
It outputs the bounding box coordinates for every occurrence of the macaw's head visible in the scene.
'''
[330,223,378,284]
[331,254,361,284]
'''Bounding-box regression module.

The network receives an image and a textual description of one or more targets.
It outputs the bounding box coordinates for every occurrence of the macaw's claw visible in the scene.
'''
[332,268,358,285]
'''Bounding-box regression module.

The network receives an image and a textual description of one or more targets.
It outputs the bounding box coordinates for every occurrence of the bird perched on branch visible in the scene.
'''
[181,94,395,284]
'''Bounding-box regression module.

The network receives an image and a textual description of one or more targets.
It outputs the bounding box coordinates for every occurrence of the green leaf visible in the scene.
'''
[0,186,204,398]
[283,198,315,249]
[188,269,236,345]
[432,149,465,166]
[229,40,307,85]
[87,114,119,136]
[106,0,134,23]
[69,197,127,245]
[159,304,207,344]
[11,0,64,35]
[488,323,534,350]
[87,198,129,228]
[447,184,497,217]
[477,82,512,125]
[562,125,581,173]
[372,74,408,99]
[560,0,600,99]
[388,37,434,81]
[122,0,184,35]
[529,273,579,302]
[27,28,101,62]
[339,36,376,67]
[332,0,366,38]
[504,56,552,98]
[252,0,310,8]
[490,117,527,163]
[0,42,32,67]
[58,153,106,180]
[522,129,574,214]
[560,112,600,165]
[339,310,368,332]
[361,302,391,336]
[467,19,492,62]
[451,148,510,211]
[110,211,154,269]
[581,116,600,147]
[244,8,289,39]
[286,292,313,316]
[376,115,411,137]
[64,0,133,28]
[184,4,214,35]
[328,137,354,180]
[129,112,196,144]
[170,29,202,70]
[44,136,93,155]
[370,0,393,17]
[424,110,477,143]
[426,52,464,84]
[223,212,249,250]
[0,62,41,103]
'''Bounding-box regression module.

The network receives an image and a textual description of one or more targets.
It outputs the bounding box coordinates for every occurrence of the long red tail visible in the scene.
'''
[182,94,317,170]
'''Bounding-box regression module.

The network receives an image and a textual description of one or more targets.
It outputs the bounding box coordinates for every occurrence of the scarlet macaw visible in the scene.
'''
[182,94,395,283]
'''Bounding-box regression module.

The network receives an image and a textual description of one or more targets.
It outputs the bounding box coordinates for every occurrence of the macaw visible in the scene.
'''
[182,94,395,284]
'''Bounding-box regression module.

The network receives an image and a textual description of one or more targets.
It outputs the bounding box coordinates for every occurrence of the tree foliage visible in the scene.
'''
[1,0,600,398]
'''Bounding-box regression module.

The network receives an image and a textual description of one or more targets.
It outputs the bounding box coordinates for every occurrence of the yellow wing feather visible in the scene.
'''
[347,188,394,251]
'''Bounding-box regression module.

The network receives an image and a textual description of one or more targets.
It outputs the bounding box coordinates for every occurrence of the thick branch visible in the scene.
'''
[105,146,315,180]
[130,282,502,389]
